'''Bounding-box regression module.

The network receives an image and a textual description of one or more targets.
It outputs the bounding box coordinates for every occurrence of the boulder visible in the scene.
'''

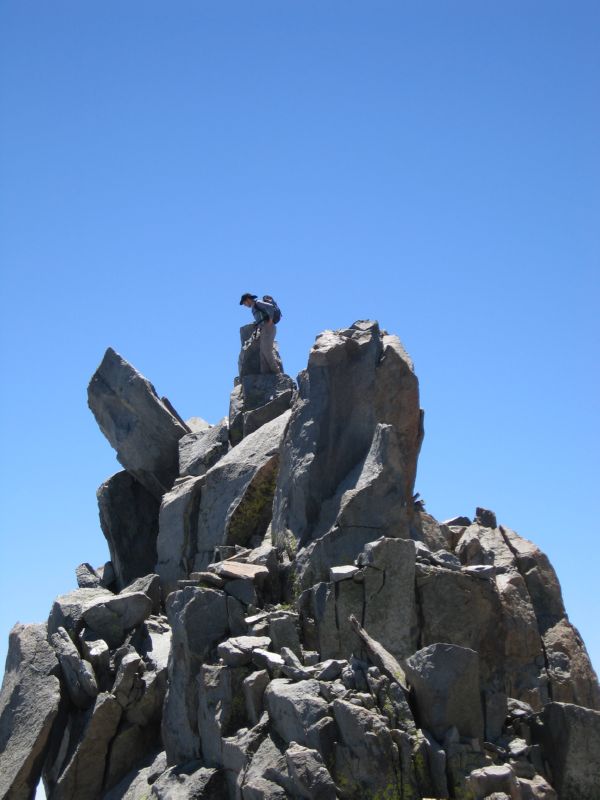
[331,698,403,800]
[239,734,289,799]
[263,679,329,746]
[272,321,423,551]
[88,347,188,498]
[0,623,61,800]
[416,564,507,739]
[81,591,153,649]
[48,587,114,638]
[284,742,337,800]
[178,418,229,478]
[162,587,230,764]
[465,764,521,800]
[150,762,227,799]
[404,644,484,742]
[243,670,271,725]
[533,702,600,800]
[50,626,98,709]
[75,563,102,589]
[230,373,295,444]
[97,471,161,590]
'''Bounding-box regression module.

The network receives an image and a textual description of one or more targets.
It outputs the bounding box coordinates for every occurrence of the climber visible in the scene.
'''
[239,293,282,374]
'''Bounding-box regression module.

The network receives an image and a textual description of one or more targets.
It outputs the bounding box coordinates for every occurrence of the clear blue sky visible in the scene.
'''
[1,0,599,693]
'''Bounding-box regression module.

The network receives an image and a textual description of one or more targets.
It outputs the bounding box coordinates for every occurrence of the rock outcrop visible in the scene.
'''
[1,320,598,800]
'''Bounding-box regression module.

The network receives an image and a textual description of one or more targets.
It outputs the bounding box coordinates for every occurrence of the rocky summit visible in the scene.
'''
[1,320,599,800]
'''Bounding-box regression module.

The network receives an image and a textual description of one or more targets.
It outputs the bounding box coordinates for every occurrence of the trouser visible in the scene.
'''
[259,323,280,374]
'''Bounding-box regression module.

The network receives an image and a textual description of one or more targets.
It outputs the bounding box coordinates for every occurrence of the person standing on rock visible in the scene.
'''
[239,293,282,374]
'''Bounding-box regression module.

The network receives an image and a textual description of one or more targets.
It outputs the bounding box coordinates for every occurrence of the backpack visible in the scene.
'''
[263,295,282,324]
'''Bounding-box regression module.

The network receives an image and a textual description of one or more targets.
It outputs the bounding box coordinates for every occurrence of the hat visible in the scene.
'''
[239,293,257,305]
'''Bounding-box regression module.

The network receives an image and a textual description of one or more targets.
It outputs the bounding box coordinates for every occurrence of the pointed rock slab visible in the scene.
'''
[193,411,291,570]
[81,591,153,649]
[404,643,484,742]
[51,692,122,800]
[272,321,423,552]
[88,347,188,498]
[97,470,161,590]
[162,587,230,764]
[0,623,61,800]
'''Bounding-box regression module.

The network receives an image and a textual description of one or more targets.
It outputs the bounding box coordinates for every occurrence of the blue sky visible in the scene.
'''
[1,0,599,703]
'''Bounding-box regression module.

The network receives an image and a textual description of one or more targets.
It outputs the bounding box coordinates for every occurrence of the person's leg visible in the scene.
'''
[259,324,280,373]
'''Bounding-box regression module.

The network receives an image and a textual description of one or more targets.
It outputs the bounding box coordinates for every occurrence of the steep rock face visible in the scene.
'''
[0,624,61,800]
[272,321,423,563]
[2,321,599,800]
[88,347,188,498]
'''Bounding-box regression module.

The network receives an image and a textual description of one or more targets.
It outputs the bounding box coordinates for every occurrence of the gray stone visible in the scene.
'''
[150,762,227,799]
[181,411,290,577]
[112,652,145,710]
[268,612,301,657]
[186,416,211,433]
[358,536,418,661]
[218,636,272,667]
[225,578,257,606]
[330,565,359,582]
[155,474,204,597]
[50,626,98,709]
[416,564,507,739]
[80,632,110,682]
[97,470,161,591]
[221,717,270,796]
[316,659,347,682]
[103,750,167,800]
[239,734,289,799]
[404,643,484,742]
[503,526,600,710]
[76,563,102,589]
[272,322,423,552]
[285,742,337,800]
[252,649,285,677]
[123,574,161,614]
[264,679,329,746]
[0,623,61,800]
[82,591,153,649]
[88,347,188,498]
[465,764,520,800]
[198,664,249,766]
[50,692,123,800]
[48,586,113,638]
[331,698,403,800]
[517,775,557,800]
[178,418,230,478]
[211,561,270,582]
[104,721,159,794]
[243,387,294,438]
[205,424,288,554]
[533,702,600,800]
[244,670,271,726]
[162,587,230,764]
